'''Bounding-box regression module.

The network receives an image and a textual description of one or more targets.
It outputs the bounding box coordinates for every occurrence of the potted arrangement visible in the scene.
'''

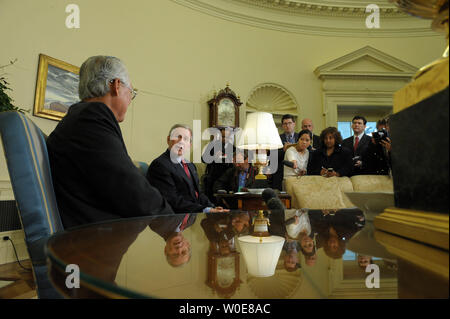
[0,59,27,113]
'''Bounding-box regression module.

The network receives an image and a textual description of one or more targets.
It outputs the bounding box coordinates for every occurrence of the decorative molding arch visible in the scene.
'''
[171,0,437,37]
[246,83,299,115]
[314,46,418,126]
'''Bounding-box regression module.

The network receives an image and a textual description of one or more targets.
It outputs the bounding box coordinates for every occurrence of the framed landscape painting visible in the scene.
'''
[33,54,80,121]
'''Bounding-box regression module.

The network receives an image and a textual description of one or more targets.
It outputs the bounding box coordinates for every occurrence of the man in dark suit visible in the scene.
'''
[301,118,321,150]
[272,114,299,190]
[147,124,229,214]
[202,128,235,204]
[46,55,173,229]
[213,150,257,193]
[342,115,371,176]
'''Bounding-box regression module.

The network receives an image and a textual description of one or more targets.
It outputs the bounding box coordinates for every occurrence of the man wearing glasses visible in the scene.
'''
[47,55,173,229]
[147,124,229,214]
[272,114,299,190]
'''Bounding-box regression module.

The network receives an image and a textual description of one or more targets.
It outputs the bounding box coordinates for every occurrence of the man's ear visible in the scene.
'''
[110,79,120,97]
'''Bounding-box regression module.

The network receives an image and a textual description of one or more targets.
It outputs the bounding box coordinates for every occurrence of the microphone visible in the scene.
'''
[262,188,285,212]
[282,160,295,168]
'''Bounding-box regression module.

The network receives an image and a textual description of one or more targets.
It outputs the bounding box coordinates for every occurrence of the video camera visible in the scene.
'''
[372,128,389,144]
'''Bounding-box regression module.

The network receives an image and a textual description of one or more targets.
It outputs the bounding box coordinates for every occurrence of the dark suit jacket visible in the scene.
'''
[202,141,235,203]
[200,214,236,242]
[213,165,258,193]
[280,132,300,145]
[362,141,391,175]
[149,214,197,241]
[147,149,214,213]
[46,102,173,229]
[307,145,353,177]
[342,134,371,175]
[311,134,321,150]
[342,134,371,158]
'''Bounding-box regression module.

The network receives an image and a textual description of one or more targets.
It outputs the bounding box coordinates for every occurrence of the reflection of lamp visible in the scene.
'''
[236,112,283,182]
[238,211,285,277]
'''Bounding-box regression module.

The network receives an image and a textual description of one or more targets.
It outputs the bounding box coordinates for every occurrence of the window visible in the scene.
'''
[338,121,377,139]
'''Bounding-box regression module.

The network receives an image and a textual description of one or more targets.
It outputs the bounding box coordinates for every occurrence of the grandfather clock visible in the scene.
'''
[208,85,242,129]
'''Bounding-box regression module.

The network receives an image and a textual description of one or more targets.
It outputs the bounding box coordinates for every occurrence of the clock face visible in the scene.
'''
[217,256,236,288]
[217,98,236,127]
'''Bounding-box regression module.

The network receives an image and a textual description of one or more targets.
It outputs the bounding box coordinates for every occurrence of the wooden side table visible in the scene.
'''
[215,193,291,210]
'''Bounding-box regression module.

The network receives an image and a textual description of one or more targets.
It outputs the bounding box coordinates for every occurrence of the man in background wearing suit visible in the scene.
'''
[301,118,321,150]
[272,114,299,190]
[342,115,371,176]
[147,124,229,214]
[213,150,257,193]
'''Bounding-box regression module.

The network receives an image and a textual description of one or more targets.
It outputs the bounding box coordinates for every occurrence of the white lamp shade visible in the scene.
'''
[236,112,283,150]
[238,235,285,277]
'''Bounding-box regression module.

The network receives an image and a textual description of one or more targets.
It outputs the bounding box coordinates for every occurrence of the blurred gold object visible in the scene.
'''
[389,0,449,112]
[252,210,270,238]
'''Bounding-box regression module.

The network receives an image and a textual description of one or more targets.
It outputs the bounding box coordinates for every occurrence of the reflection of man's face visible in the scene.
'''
[305,254,317,266]
[165,233,191,266]
[231,214,250,234]
[327,237,339,252]
[284,250,298,270]
[358,255,372,268]
[167,127,191,158]
[301,236,314,253]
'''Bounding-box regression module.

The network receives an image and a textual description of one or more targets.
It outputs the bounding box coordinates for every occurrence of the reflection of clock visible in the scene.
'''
[208,85,242,129]
[206,251,241,298]
[217,256,236,288]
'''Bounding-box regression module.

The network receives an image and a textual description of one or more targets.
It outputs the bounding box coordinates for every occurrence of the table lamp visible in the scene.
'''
[236,112,283,183]
[237,211,285,277]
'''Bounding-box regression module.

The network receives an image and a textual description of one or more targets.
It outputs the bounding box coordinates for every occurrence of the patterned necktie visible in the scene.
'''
[181,160,198,198]
[354,136,359,152]
[180,213,190,231]
[181,159,191,178]
[288,134,294,144]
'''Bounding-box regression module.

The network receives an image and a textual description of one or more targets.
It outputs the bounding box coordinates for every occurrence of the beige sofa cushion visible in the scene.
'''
[284,176,300,207]
[291,176,354,210]
[350,175,394,193]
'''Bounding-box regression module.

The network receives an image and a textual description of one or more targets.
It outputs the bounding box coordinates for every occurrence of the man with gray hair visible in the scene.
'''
[47,55,173,228]
[147,124,229,214]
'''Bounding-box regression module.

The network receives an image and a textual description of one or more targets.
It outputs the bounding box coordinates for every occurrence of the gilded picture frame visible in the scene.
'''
[33,54,80,121]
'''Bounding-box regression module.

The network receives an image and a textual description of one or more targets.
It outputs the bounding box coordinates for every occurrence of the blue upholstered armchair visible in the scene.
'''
[133,161,149,176]
[0,111,63,298]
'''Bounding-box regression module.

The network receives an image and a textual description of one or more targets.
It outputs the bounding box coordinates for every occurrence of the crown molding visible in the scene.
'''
[171,0,439,37]
[233,0,406,18]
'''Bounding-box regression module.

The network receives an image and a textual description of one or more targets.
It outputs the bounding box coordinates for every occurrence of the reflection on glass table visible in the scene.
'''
[45,207,444,299]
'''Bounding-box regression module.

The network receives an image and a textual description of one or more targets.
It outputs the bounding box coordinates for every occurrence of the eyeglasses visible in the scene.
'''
[109,79,138,100]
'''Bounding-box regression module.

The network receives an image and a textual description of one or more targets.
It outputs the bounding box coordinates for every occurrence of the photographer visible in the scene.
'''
[363,118,392,175]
